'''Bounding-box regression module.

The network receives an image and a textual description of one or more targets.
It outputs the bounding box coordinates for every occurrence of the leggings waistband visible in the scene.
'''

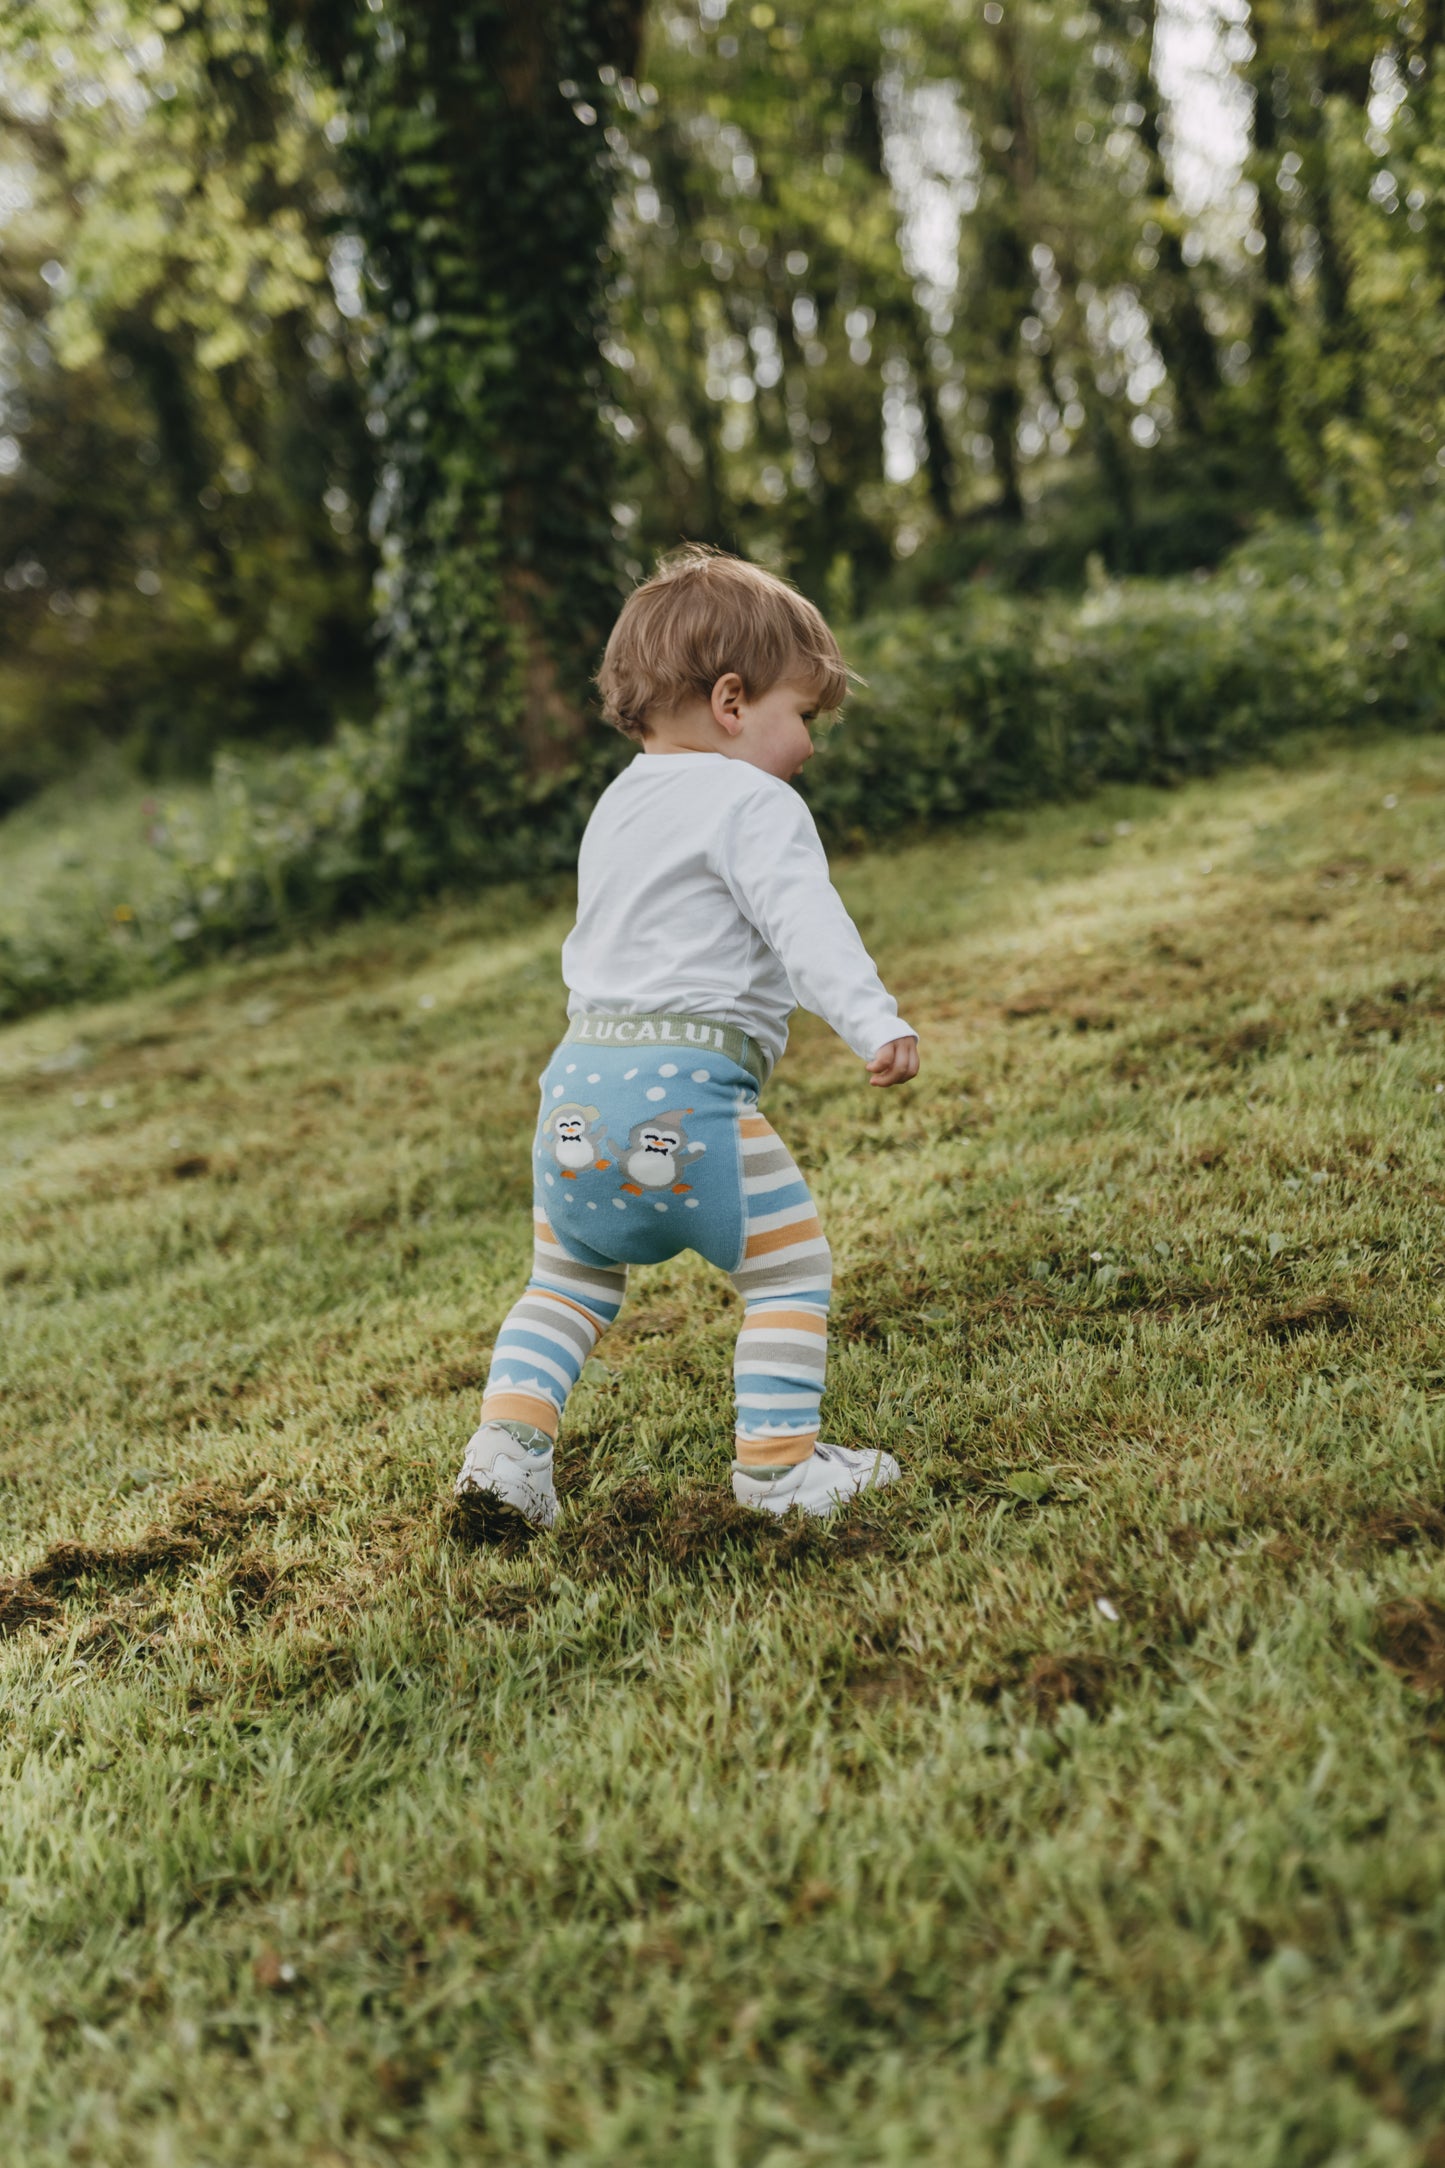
[564,1011,769,1089]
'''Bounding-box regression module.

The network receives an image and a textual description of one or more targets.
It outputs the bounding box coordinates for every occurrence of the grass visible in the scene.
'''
[2,732,1444,2165]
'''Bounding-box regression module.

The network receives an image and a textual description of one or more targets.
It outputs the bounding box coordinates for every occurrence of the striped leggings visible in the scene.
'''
[480,1107,831,1468]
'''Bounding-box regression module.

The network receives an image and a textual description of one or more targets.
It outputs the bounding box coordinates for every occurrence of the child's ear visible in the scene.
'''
[710,672,746,737]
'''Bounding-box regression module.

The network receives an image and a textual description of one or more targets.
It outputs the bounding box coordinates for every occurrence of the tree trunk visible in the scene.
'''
[1051,234,1138,564]
[646,115,728,544]
[288,0,644,881]
[1423,0,1445,72]
[850,72,958,523]
[909,322,960,524]
[971,18,1037,523]
[1293,0,1374,427]
[1244,12,1292,365]
[1133,0,1222,436]
[1415,0,1445,278]
[979,219,1028,522]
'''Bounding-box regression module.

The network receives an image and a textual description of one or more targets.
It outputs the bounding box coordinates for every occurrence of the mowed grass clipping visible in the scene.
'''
[2,734,1445,2167]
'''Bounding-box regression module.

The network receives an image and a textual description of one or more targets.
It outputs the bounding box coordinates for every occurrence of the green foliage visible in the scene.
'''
[0,1,375,806]
[4,510,1441,1024]
[803,511,1445,840]
[0,706,612,1021]
[3,744,1445,2161]
[601,0,1445,597]
[6,0,1445,863]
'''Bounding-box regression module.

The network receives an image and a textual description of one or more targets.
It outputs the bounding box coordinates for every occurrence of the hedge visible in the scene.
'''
[3,513,1442,1023]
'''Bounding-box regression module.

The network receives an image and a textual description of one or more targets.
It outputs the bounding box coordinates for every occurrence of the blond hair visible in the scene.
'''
[596,545,849,740]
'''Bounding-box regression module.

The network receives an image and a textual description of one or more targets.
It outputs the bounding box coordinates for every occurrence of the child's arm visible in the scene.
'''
[717,784,919,1084]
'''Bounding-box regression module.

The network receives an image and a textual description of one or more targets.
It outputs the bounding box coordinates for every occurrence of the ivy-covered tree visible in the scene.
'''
[283,0,645,883]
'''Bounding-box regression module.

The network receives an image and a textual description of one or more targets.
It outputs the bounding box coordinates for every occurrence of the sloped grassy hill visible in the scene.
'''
[2,735,1443,2165]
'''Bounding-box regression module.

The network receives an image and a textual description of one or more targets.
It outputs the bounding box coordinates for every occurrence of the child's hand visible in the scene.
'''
[867,1036,919,1088]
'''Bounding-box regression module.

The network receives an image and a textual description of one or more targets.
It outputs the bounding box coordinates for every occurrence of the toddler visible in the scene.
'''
[455,547,918,1526]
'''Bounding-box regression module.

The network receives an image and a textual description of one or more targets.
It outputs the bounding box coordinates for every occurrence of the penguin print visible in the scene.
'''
[613,1109,706,1195]
[542,1102,611,1179]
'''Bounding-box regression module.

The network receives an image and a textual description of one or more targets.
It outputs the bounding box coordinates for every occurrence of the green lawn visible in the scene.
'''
[2,735,1444,2166]
[0,758,213,950]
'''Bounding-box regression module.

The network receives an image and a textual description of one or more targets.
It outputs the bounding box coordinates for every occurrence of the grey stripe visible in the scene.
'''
[541,1249,628,1298]
[732,1255,833,1297]
[741,1143,798,1182]
[513,1297,596,1359]
[734,1338,827,1375]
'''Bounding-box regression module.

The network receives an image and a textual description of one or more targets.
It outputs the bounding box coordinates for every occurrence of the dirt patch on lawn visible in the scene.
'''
[223,1550,290,1629]
[1332,978,1445,1043]
[1258,1294,1355,1341]
[0,1480,279,1640]
[446,1472,899,1593]
[446,1489,541,1562]
[977,1648,1127,1721]
[1357,1501,1445,1553]
[1375,1596,1445,1696]
[565,1477,890,1579]
[0,1577,60,1638]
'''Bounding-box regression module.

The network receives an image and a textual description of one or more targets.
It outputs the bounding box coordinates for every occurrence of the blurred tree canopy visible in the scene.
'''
[0,0,374,806]
[1,0,1442,821]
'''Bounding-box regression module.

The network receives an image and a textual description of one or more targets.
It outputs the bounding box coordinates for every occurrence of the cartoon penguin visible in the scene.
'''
[542,1102,611,1179]
[613,1109,706,1195]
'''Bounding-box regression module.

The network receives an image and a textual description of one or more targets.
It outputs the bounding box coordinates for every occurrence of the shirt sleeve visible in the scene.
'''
[714,781,917,1061]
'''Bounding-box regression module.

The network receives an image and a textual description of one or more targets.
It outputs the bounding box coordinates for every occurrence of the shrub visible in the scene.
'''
[3,513,1442,1024]
[803,511,1445,843]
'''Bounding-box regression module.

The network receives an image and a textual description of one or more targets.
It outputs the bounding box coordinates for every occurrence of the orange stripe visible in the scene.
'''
[479,1391,560,1437]
[735,1431,817,1469]
[744,1216,824,1259]
[738,1306,827,1334]
[739,1116,773,1139]
[534,1288,607,1332]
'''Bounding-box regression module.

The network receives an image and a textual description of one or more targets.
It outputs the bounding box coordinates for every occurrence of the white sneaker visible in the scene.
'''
[454,1422,558,1529]
[732,1441,900,1518]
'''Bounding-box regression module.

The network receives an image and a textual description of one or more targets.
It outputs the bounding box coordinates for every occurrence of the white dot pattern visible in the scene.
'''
[659,1063,678,1077]
[645,1086,665,1102]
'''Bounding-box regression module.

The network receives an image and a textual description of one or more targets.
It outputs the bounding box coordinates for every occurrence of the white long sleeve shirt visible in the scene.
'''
[561,753,915,1073]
